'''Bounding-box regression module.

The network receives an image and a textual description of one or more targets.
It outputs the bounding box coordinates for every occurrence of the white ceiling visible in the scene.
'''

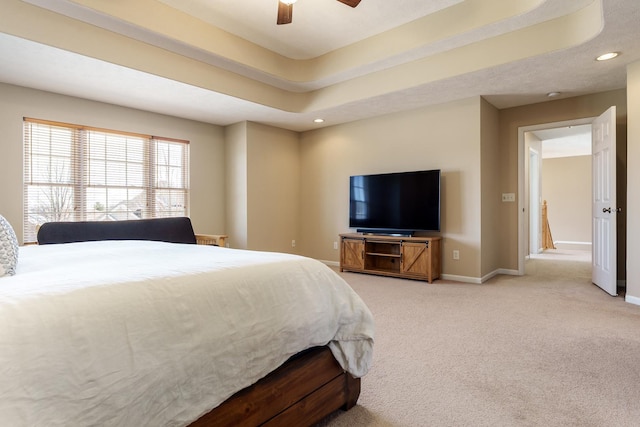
[533,125,593,159]
[158,0,465,59]
[0,0,639,132]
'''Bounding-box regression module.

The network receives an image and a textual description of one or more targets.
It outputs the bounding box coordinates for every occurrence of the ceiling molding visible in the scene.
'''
[1,0,637,131]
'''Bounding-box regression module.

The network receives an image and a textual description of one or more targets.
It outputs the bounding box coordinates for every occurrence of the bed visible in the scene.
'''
[0,218,374,426]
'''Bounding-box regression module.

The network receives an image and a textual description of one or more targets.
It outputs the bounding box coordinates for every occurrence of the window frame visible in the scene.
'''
[23,118,190,243]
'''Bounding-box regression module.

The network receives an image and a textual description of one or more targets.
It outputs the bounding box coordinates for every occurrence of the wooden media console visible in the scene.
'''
[339,233,441,283]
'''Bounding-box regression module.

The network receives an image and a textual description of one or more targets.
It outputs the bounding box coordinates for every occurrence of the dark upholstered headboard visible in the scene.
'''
[37,217,197,245]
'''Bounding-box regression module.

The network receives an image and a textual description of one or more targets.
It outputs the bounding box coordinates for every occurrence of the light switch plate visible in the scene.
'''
[502,193,516,202]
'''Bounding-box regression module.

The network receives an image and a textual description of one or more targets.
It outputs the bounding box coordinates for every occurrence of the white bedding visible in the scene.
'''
[0,241,374,427]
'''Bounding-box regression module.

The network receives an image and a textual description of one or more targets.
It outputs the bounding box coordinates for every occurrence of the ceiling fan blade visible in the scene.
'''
[277,1,293,25]
[337,0,361,7]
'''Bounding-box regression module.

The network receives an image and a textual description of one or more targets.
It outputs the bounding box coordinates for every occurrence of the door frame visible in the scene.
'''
[529,147,541,255]
[517,117,595,275]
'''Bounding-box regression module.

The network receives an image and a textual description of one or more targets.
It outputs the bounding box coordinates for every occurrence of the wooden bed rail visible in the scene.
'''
[189,346,360,427]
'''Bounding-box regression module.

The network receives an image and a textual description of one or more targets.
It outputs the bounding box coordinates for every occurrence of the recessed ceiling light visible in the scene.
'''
[547,92,561,98]
[596,52,619,61]
[313,118,324,123]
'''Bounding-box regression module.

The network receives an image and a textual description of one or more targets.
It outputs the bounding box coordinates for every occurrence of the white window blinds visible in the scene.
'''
[23,118,190,243]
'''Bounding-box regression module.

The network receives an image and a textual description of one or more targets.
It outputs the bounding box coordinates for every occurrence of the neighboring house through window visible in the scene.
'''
[23,118,190,243]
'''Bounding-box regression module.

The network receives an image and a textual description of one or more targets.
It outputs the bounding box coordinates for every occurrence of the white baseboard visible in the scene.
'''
[444,268,521,284]
[487,268,519,281]
[553,241,592,251]
[440,274,482,284]
[475,268,520,283]
[625,293,640,306]
[329,263,516,284]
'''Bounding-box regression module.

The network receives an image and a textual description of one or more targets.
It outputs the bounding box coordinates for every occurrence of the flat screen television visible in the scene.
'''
[349,169,441,235]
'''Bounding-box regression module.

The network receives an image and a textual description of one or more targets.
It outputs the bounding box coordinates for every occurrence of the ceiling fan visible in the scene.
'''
[277,0,362,25]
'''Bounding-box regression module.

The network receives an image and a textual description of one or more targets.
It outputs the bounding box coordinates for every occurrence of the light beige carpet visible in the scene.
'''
[319,250,640,426]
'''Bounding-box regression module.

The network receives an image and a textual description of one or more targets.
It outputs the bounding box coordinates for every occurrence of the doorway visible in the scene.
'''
[525,123,593,279]
[518,118,594,276]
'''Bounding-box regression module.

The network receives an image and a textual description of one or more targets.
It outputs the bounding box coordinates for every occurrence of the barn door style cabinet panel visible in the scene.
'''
[339,233,441,283]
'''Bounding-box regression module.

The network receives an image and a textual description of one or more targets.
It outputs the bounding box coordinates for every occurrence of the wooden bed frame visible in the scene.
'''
[189,346,360,427]
[194,233,361,425]
[184,231,360,425]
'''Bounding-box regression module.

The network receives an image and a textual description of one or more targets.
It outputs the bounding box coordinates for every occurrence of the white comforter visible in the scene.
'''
[0,241,374,427]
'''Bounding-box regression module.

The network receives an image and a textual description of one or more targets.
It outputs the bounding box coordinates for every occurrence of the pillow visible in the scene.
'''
[0,214,19,277]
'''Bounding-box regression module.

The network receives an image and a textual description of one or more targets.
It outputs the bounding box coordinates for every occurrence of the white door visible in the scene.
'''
[592,106,617,296]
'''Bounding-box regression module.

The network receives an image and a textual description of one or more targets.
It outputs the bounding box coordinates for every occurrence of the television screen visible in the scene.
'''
[349,169,441,233]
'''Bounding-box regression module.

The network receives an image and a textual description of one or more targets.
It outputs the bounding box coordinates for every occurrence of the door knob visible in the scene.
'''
[602,207,612,213]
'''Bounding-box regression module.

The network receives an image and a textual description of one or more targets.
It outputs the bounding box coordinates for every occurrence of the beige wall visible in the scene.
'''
[480,98,502,278]
[627,61,640,303]
[497,89,627,272]
[225,121,300,252]
[299,97,483,280]
[0,82,225,242]
[245,122,300,253]
[225,122,248,249]
[2,82,636,292]
[542,156,591,249]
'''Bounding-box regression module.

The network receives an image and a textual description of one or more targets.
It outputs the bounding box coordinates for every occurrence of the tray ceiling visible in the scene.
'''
[0,0,638,131]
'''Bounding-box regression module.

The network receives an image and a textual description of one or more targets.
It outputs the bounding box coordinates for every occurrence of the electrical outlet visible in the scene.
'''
[291,240,296,248]
[333,241,338,250]
[453,249,460,260]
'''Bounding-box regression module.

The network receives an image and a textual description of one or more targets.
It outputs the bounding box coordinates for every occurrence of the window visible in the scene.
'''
[23,118,189,243]
[351,175,368,220]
